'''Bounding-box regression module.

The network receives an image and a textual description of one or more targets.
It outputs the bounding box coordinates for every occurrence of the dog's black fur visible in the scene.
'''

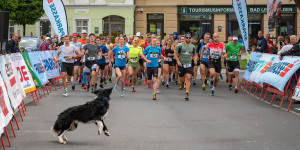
[51,87,113,144]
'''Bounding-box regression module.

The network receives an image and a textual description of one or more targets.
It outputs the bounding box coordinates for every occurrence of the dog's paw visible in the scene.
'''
[58,140,67,144]
[63,136,68,142]
[104,131,111,136]
[98,130,102,135]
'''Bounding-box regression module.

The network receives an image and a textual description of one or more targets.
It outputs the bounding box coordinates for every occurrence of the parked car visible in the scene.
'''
[20,36,41,52]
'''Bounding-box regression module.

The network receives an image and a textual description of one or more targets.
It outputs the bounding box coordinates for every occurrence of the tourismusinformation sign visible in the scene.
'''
[22,52,43,88]
[233,0,249,53]
[259,56,300,92]
[10,53,36,94]
[0,73,14,132]
[243,52,263,81]
[249,54,279,85]
[0,55,24,109]
[267,0,282,32]
[43,0,68,38]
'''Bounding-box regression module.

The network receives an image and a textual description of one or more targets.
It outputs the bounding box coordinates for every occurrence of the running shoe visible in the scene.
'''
[87,85,90,92]
[63,89,68,97]
[129,80,132,86]
[211,90,215,96]
[153,93,156,100]
[210,80,214,88]
[83,85,87,89]
[132,87,136,92]
[157,90,159,94]
[234,88,238,93]
[184,93,189,101]
[121,91,124,97]
[138,78,142,84]
[202,85,206,91]
[162,80,165,85]
[220,74,223,80]
[104,80,107,84]
[144,79,147,85]
[113,85,117,93]
[229,85,232,91]
[125,80,128,86]
[72,85,75,90]
[166,83,169,88]
[192,80,196,85]
[148,83,151,88]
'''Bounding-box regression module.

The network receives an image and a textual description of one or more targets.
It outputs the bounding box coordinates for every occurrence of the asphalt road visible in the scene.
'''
[4,76,300,150]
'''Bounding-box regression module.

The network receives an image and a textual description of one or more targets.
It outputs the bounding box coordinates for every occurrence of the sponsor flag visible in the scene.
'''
[43,0,68,38]
[233,0,249,54]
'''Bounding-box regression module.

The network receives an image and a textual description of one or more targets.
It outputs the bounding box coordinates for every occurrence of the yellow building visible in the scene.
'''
[135,0,298,46]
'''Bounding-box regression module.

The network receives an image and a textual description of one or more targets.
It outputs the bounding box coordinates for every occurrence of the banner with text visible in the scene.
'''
[249,54,279,85]
[10,53,36,94]
[0,55,24,109]
[243,52,263,81]
[40,51,60,79]
[0,73,14,132]
[22,52,43,87]
[43,0,68,38]
[27,52,49,85]
[259,56,300,92]
[233,0,249,53]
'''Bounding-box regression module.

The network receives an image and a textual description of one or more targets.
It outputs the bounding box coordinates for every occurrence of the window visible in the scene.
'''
[9,21,15,38]
[76,20,89,33]
[179,14,213,39]
[147,14,164,37]
[228,14,261,47]
[278,14,295,37]
[102,16,125,42]
[40,20,51,36]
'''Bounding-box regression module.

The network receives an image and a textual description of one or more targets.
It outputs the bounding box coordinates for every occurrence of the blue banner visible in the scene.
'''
[43,0,68,38]
[28,52,49,85]
[233,0,249,54]
[259,56,300,92]
[243,52,263,81]
[40,51,60,79]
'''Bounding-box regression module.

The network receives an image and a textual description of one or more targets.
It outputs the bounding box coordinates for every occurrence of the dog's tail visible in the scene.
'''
[51,127,58,137]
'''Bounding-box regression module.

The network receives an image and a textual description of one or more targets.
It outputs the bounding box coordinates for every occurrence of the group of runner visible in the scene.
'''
[55,30,244,100]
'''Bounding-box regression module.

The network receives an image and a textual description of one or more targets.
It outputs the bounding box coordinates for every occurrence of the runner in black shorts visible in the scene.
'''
[163,38,175,88]
[56,35,80,96]
[198,32,211,91]
[70,33,83,87]
[174,33,197,100]
[205,33,225,96]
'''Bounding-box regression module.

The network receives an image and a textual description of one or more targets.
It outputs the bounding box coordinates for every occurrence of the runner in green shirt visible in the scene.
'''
[225,36,243,93]
[128,37,147,92]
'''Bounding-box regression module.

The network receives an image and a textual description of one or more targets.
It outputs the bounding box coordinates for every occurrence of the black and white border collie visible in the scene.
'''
[51,87,113,144]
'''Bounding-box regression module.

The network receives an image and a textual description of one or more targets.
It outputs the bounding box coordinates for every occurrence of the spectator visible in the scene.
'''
[277,35,292,55]
[54,34,59,45]
[58,37,65,46]
[50,38,57,50]
[41,35,46,44]
[127,35,134,46]
[256,31,268,53]
[277,36,285,53]
[41,37,51,51]
[5,33,20,54]
[265,33,274,53]
[280,35,299,58]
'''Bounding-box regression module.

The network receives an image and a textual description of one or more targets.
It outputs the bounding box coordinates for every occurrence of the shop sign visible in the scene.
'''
[179,6,295,14]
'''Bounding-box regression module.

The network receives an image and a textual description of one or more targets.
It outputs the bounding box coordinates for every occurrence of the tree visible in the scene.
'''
[7,0,44,36]
[0,0,17,20]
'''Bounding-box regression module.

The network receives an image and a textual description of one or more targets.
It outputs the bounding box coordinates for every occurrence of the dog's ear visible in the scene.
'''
[92,89,101,95]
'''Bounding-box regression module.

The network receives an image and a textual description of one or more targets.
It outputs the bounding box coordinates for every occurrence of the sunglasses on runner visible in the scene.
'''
[185,37,191,39]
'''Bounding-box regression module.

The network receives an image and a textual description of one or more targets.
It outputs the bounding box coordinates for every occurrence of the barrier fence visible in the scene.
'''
[241,52,300,115]
[0,50,62,150]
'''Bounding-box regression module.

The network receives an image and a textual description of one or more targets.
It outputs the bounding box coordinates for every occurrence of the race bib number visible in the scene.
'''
[63,56,69,61]
[183,64,191,68]
[167,57,172,62]
[150,54,158,58]
[87,55,96,61]
[130,58,138,62]
[203,53,209,59]
[211,51,220,59]
[118,53,125,59]
[230,54,238,59]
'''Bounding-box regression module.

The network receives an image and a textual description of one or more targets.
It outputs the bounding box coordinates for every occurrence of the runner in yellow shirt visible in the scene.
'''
[128,37,147,92]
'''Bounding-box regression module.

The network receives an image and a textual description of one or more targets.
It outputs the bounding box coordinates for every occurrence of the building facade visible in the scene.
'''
[9,0,134,39]
[135,0,299,46]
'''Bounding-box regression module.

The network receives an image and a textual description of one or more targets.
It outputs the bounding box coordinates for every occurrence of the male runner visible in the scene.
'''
[143,38,165,100]
[82,33,101,92]
[204,33,226,96]
[198,32,211,91]
[56,35,80,96]
[174,33,197,100]
[70,33,83,90]
[225,35,243,93]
